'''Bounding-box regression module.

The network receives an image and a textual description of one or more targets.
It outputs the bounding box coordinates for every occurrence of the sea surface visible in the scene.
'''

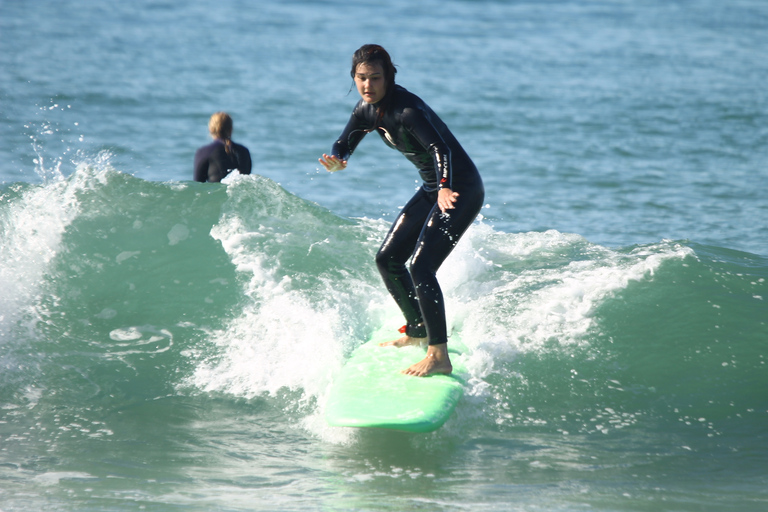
[1,0,767,510]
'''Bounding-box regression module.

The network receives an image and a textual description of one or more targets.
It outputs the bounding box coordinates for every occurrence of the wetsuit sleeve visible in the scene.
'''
[401,107,452,190]
[331,103,370,161]
[238,145,252,175]
[193,148,209,182]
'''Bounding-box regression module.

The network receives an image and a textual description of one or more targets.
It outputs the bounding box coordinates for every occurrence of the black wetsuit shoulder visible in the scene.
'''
[331,85,478,191]
[193,140,252,183]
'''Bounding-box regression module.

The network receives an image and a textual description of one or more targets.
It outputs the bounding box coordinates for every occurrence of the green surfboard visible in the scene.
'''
[325,332,467,433]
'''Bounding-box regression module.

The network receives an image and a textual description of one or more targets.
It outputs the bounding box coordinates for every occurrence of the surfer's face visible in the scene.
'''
[354,62,387,105]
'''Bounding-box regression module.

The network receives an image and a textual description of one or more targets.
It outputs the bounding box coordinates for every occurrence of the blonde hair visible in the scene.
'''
[208,112,234,154]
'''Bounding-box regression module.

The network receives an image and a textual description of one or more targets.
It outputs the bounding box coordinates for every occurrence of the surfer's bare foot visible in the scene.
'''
[402,343,452,377]
[379,335,426,347]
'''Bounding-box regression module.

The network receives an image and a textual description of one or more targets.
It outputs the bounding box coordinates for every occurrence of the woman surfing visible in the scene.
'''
[319,45,484,377]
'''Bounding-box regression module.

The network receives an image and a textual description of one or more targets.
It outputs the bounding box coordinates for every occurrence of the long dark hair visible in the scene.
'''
[350,44,397,123]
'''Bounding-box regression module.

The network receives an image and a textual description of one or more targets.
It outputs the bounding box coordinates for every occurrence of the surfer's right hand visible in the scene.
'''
[319,154,347,172]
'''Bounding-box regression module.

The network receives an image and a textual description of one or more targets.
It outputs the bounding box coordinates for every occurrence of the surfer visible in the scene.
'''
[194,112,252,182]
[319,44,484,377]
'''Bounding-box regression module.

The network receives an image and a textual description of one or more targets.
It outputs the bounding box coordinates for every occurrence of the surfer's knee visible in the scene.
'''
[409,257,438,291]
[376,250,409,280]
[374,249,389,274]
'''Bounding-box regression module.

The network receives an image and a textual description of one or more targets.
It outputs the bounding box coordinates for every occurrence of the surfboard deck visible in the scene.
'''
[325,331,467,433]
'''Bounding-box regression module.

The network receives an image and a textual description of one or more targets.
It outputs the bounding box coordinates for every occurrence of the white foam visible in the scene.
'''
[188,185,382,404]
[32,471,97,486]
[0,155,120,338]
[1,179,78,337]
[187,200,693,439]
[167,223,190,245]
[190,288,348,398]
[443,228,694,387]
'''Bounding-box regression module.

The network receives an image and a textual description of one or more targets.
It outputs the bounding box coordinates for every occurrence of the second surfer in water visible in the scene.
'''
[319,44,484,377]
[194,112,252,182]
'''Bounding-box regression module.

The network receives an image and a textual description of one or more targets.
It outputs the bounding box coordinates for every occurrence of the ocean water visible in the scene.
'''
[1,0,767,511]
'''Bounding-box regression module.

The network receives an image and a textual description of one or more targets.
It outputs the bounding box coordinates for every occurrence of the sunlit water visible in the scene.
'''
[1,1,767,510]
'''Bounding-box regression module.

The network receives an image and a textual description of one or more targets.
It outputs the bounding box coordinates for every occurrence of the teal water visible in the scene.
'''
[2,0,768,511]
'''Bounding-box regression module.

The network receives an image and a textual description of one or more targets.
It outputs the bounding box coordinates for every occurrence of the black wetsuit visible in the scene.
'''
[193,140,252,183]
[331,85,484,346]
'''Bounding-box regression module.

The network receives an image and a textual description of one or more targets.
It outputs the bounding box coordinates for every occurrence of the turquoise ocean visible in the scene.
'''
[1,0,767,510]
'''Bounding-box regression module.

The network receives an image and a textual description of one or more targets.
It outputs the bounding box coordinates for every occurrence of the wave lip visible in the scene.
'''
[1,168,765,445]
